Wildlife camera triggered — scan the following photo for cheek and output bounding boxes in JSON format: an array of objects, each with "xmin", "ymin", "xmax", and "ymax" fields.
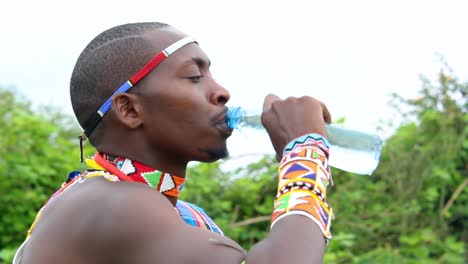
[
  {"xmin": 140, "ymin": 80, "xmax": 210, "ymax": 128},
  {"xmin": 144, "ymin": 97, "xmax": 207, "ymax": 136},
  {"xmin": 151, "ymin": 80, "xmax": 207, "ymax": 109}
]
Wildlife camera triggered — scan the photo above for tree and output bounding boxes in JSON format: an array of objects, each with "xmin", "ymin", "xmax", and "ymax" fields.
[
  {"xmin": 0, "ymin": 88, "xmax": 93, "ymax": 263},
  {"xmin": 1, "ymin": 62, "xmax": 466, "ymax": 263},
  {"xmin": 182, "ymin": 64, "xmax": 467, "ymax": 263}
]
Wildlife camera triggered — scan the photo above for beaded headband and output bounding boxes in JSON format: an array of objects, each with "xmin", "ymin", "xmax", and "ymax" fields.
[{"xmin": 78, "ymin": 36, "xmax": 197, "ymax": 161}]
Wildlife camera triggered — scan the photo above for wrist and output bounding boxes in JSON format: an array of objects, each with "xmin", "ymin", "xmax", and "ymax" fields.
[
  {"xmin": 280, "ymin": 133, "xmax": 333, "ymax": 190},
  {"xmin": 271, "ymin": 139, "xmax": 335, "ymax": 246},
  {"xmin": 282, "ymin": 133, "xmax": 330, "ymax": 159}
]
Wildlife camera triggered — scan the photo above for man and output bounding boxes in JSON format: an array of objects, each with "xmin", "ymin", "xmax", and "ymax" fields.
[{"xmin": 14, "ymin": 22, "xmax": 334, "ymax": 263}]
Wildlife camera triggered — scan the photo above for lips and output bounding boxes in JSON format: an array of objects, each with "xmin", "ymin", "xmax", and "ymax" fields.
[
  {"xmin": 216, "ymin": 122, "xmax": 233, "ymax": 137},
  {"xmin": 213, "ymin": 110, "xmax": 233, "ymax": 137}
]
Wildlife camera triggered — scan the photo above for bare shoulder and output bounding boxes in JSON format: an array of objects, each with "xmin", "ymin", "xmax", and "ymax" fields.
[
  {"xmin": 20, "ymin": 177, "xmax": 171, "ymax": 263},
  {"xmin": 22, "ymin": 177, "xmax": 246, "ymax": 264},
  {"xmin": 104, "ymin": 181, "xmax": 247, "ymax": 263}
]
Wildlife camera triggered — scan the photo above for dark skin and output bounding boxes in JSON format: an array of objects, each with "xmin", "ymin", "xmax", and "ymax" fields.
[{"xmin": 20, "ymin": 28, "xmax": 332, "ymax": 264}]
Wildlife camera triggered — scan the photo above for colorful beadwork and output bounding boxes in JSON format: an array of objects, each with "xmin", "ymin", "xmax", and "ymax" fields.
[
  {"xmin": 90, "ymin": 153, "xmax": 223, "ymax": 234},
  {"xmin": 271, "ymin": 135, "xmax": 334, "ymax": 245},
  {"xmin": 89, "ymin": 153, "xmax": 186, "ymax": 198},
  {"xmin": 282, "ymin": 133, "xmax": 330, "ymax": 158},
  {"xmin": 176, "ymin": 200, "xmax": 224, "ymax": 235},
  {"xmin": 24, "ymin": 164, "xmax": 222, "ymax": 240},
  {"xmin": 281, "ymin": 133, "xmax": 333, "ymax": 187},
  {"xmin": 271, "ymin": 188, "xmax": 333, "ymax": 241}
]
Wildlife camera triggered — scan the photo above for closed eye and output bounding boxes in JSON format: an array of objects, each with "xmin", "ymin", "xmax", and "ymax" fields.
[{"xmin": 187, "ymin": 75, "xmax": 202, "ymax": 83}]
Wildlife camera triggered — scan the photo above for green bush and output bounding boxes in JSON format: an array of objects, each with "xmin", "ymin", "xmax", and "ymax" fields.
[{"xmin": 1, "ymin": 66, "xmax": 466, "ymax": 263}]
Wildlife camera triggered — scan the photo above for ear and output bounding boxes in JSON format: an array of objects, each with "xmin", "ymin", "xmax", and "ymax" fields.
[{"xmin": 111, "ymin": 93, "xmax": 144, "ymax": 129}]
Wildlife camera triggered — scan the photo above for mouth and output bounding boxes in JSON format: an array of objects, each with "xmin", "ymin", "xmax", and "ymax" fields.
[
  {"xmin": 214, "ymin": 110, "xmax": 233, "ymax": 137},
  {"xmin": 216, "ymin": 122, "xmax": 233, "ymax": 137}
]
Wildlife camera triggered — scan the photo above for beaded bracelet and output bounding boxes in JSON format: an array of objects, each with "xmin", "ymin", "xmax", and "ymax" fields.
[
  {"xmin": 271, "ymin": 134, "xmax": 334, "ymax": 245},
  {"xmin": 282, "ymin": 133, "xmax": 330, "ymax": 158},
  {"xmin": 271, "ymin": 186, "xmax": 333, "ymax": 243},
  {"xmin": 279, "ymin": 145, "xmax": 332, "ymax": 192}
]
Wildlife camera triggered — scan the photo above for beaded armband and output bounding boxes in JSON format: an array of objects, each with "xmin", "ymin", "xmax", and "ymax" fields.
[{"xmin": 271, "ymin": 133, "xmax": 334, "ymax": 245}]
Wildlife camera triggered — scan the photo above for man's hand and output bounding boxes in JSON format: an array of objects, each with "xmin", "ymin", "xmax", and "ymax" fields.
[{"xmin": 261, "ymin": 94, "xmax": 332, "ymax": 161}]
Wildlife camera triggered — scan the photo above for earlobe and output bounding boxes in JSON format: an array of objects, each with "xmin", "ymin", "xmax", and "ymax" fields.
[{"xmin": 112, "ymin": 94, "xmax": 143, "ymax": 129}]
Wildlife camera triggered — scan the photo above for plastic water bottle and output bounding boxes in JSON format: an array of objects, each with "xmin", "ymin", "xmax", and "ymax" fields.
[{"xmin": 226, "ymin": 106, "xmax": 382, "ymax": 175}]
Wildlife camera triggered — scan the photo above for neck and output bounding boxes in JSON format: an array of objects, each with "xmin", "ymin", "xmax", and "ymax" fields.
[
  {"xmin": 97, "ymin": 137, "xmax": 189, "ymax": 178},
  {"xmin": 102, "ymin": 153, "xmax": 187, "ymax": 178}
]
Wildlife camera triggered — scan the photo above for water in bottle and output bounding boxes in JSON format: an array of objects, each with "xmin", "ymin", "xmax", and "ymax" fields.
[{"xmin": 226, "ymin": 106, "xmax": 382, "ymax": 175}]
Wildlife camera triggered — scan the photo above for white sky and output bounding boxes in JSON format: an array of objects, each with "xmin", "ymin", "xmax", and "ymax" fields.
[{"xmin": 1, "ymin": 0, "xmax": 467, "ymax": 160}]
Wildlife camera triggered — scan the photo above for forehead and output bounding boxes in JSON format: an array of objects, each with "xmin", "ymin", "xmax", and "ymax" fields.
[{"xmin": 144, "ymin": 30, "xmax": 209, "ymax": 69}]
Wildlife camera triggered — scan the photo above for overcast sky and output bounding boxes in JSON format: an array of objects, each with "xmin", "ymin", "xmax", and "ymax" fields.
[{"xmin": 1, "ymin": 0, "xmax": 467, "ymax": 160}]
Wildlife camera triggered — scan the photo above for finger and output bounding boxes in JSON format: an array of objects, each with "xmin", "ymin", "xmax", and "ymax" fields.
[
  {"xmin": 321, "ymin": 102, "xmax": 332, "ymax": 123},
  {"xmin": 263, "ymin": 94, "xmax": 281, "ymax": 112}
]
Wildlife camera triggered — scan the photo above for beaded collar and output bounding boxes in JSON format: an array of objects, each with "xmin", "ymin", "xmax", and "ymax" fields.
[
  {"xmin": 86, "ymin": 154, "xmax": 223, "ymax": 234},
  {"xmin": 87, "ymin": 153, "xmax": 186, "ymax": 198}
]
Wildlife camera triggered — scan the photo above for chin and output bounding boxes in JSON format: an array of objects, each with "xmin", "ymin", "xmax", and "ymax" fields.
[{"xmin": 198, "ymin": 146, "xmax": 229, "ymax": 163}]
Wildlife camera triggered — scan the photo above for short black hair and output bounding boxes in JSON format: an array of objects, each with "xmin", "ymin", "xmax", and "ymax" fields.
[{"xmin": 70, "ymin": 22, "xmax": 169, "ymax": 143}]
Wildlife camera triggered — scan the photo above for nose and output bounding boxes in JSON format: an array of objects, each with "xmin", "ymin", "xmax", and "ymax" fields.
[{"xmin": 209, "ymin": 80, "xmax": 230, "ymax": 106}]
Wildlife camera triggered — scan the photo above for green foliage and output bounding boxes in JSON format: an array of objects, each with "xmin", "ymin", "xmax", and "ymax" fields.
[
  {"xmin": 0, "ymin": 63, "xmax": 466, "ymax": 263},
  {"xmin": 183, "ymin": 67, "xmax": 467, "ymax": 263},
  {"xmin": 0, "ymin": 88, "xmax": 94, "ymax": 263},
  {"xmin": 324, "ymin": 68, "xmax": 466, "ymax": 263},
  {"xmin": 182, "ymin": 157, "xmax": 278, "ymax": 249}
]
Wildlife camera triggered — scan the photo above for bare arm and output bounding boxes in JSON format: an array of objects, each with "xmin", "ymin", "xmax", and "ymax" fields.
[
  {"xmin": 21, "ymin": 92, "xmax": 333, "ymax": 264},
  {"xmin": 246, "ymin": 216, "xmax": 326, "ymax": 263},
  {"xmin": 114, "ymin": 95, "xmax": 333, "ymax": 264},
  {"xmin": 117, "ymin": 179, "xmax": 328, "ymax": 264},
  {"xmin": 245, "ymin": 94, "xmax": 333, "ymax": 263}
]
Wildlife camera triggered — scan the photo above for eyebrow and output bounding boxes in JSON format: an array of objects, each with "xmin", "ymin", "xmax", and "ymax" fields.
[{"xmin": 187, "ymin": 57, "xmax": 211, "ymax": 68}]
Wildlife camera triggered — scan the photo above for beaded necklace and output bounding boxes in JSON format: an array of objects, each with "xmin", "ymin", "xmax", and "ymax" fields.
[
  {"xmin": 24, "ymin": 153, "xmax": 222, "ymax": 241},
  {"xmin": 89, "ymin": 153, "xmax": 224, "ymax": 235},
  {"xmin": 90, "ymin": 153, "xmax": 186, "ymax": 197}
]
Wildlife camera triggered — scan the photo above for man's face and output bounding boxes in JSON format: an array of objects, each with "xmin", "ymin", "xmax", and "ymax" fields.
[{"xmin": 136, "ymin": 32, "xmax": 232, "ymax": 163}]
